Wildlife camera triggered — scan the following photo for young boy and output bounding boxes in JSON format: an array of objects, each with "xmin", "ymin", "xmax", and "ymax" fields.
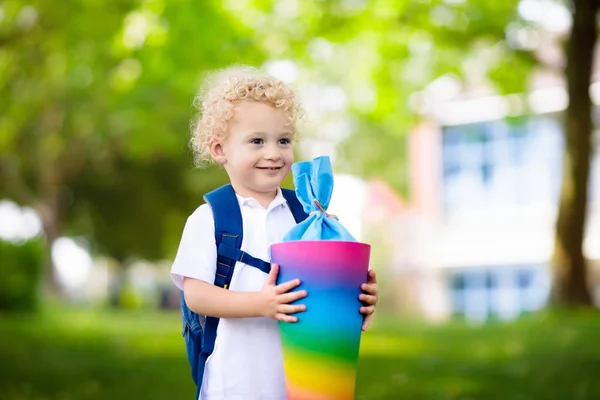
[{"xmin": 171, "ymin": 66, "xmax": 379, "ymax": 400}]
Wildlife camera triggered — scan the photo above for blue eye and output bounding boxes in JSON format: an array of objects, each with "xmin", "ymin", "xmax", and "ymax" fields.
[
  {"xmin": 250, "ymin": 138, "xmax": 263, "ymax": 145},
  {"xmin": 279, "ymin": 138, "xmax": 291, "ymax": 145}
]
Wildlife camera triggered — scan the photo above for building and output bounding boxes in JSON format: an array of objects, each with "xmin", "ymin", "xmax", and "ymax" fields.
[{"xmin": 391, "ymin": 90, "xmax": 600, "ymax": 323}]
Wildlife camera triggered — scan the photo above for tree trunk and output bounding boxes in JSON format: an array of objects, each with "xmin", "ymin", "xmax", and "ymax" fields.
[
  {"xmin": 551, "ymin": 0, "xmax": 599, "ymax": 306},
  {"xmin": 109, "ymin": 257, "xmax": 131, "ymax": 308},
  {"xmin": 37, "ymin": 195, "xmax": 65, "ymax": 299},
  {"xmin": 37, "ymin": 151, "xmax": 66, "ymax": 299}
]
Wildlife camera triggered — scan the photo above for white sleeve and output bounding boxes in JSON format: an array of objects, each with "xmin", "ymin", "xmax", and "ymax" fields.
[{"xmin": 170, "ymin": 204, "xmax": 216, "ymax": 290}]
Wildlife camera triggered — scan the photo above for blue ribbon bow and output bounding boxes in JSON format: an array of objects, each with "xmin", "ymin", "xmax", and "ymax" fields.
[{"xmin": 283, "ymin": 156, "xmax": 357, "ymax": 242}]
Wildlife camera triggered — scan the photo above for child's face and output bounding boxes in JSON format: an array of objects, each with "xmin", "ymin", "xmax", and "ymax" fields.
[{"xmin": 214, "ymin": 101, "xmax": 294, "ymax": 202}]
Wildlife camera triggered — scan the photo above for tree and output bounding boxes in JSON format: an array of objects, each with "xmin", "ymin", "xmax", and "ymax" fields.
[
  {"xmin": 551, "ymin": 0, "xmax": 598, "ymax": 306},
  {"xmin": 224, "ymin": 0, "xmax": 535, "ymax": 192},
  {"xmin": 0, "ymin": 0, "xmax": 262, "ymax": 296},
  {"xmin": 231, "ymin": 0, "xmax": 597, "ymax": 307},
  {"xmin": 0, "ymin": 0, "xmax": 140, "ymax": 295}
]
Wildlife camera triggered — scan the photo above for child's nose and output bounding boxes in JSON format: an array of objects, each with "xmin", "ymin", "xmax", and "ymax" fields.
[{"xmin": 264, "ymin": 144, "xmax": 282, "ymax": 160}]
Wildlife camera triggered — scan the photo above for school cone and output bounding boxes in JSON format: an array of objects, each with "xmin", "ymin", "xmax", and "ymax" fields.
[{"xmin": 271, "ymin": 240, "xmax": 371, "ymax": 400}]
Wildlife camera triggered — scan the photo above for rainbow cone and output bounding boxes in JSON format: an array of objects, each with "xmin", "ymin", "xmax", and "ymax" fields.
[{"xmin": 271, "ymin": 240, "xmax": 371, "ymax": 400}]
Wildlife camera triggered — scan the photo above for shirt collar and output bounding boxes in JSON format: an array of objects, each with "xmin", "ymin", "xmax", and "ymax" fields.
[{"xmin": 235, "ymin": 188, "xmax": 288, "ymax": 212}]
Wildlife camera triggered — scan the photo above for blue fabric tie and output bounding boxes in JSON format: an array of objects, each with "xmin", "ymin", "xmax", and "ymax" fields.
[{"xmin": 282, "ymin": 156, "xmax": 356, "ymax": 242}]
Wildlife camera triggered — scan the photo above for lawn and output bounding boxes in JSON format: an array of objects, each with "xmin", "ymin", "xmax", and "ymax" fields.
[{"xmin": 0, "ymin": 308, "xmax": 598, "ymax": 399}]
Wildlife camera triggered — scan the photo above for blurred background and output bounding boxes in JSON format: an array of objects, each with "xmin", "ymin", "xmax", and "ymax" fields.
[{"xmin": 1, "ymin": 0, "xmax": 600, "ymax": 399}]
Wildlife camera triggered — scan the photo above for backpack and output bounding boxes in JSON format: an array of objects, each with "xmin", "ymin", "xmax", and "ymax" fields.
[{"xmin": 180, "ymin": 184, "xmax": 308, "ymax": 399}]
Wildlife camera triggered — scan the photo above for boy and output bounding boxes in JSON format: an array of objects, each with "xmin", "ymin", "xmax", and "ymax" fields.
[{"xmin": 171, "ymin": 66, "xmax": 378, "ymax": 400}]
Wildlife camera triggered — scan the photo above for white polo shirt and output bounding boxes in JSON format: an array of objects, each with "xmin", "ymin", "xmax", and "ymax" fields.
[{"xmin": 171, "ymin": 188, "xmax": 296, "ymax": 400}]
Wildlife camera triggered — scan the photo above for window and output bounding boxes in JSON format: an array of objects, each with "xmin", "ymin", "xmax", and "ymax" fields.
[
  {"xmin": 448, "ymin": 265, "xmax": 550, "ymax": 321},
  {"xmin": 442, "ymin": 117, "xmax": 564, "ymax": 215}
]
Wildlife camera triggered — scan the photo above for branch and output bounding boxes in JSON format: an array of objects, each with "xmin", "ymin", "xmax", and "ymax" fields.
[{"xmin": 0, "ymin": 31, "xmax": 26, "ymax": 48}]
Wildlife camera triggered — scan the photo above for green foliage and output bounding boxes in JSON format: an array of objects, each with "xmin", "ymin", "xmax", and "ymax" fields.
[
  {"xmin": 0, "ymin": 0, "xmax": 264, "ymax": 264},
  {"xmin": 117, "ymin": 284, "xmax": 143, "ymax": 310},
  {"xmin": 0, "ymin": 308, "xmax": 599, "ymax": 399},
  {"xmin": 68, "ymin": 156, "xmax": 230, "ymax": 261},
  {"xmin": 0, "ymin": 238, "xmax": 45, "ymax": 312},
  {"xmin": 0, "ymin": 0, "xmax": 545, "ymax": 266},
  {"xmin": 230, "ymin": 0, "xmax": 538, "ymax": 194}
]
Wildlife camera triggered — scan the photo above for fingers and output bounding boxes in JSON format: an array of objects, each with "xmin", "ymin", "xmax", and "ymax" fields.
[
  {"xmin": 367, "ymin": 269, "xmax": 377, "ymax": 283},
  {"xmin": 360, "ymin": 305, "xmax": 375, "ymax": 315},
  {"xmin": 359, "ymin": 293, "xmax": 377, "ymax": 305},
  {"xmin": 275, "ymin": 303, "xmax": 307, "ymax": 323},
  {"xmin": 360, "ymin": 273, "xmax": 377, "ymax": 332},
  {"xmin": 277, "ymin": 303, "xmax": 307, "ymax": 315},
  {"xmin": 361, "ymin": 283, "xmax": 378, "ymax": 296},
  {"xmin": 362, "ymin": 314, "xmax": 373, "ymax": 331},
  {"xmin": 278, "ymin": 290, "xmax": 308, "ymax": 304},
  {"xmin": 277, "ymin": 313, "xmax": 299, "ymax": 323},
  {"xmin": 266, "ymin": 263, "xmax": 279, "ymax": 285},
  {"xmin": 275, "ymin": 278, "xmax": 302, "ymax": 294}
]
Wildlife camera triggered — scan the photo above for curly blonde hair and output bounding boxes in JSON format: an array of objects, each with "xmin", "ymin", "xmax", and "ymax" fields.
[{"xmin": 191, "ymin": 66, "xmax": 302, "ymax": 166}]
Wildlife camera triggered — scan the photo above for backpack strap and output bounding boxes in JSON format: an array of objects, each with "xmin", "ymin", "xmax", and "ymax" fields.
[
  {"xmin": 191, "ymin": 184, "xmax": 245, "ymax": 399},
  {"xmin": 207, "ymin": 186, "xmax": 308, "ymax": 279},
  {"xmin": 204, "ymin": 184, "xmax": 242, "ymax": 288},
  {"xmin": 205, "ymin": 184, "xmax": 271, "ymax": 277},
  {"xmin": 281, "ymin": 188, "xmax": 309, "ymax": 223}
]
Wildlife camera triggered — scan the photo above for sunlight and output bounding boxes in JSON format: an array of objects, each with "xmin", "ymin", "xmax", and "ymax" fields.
[
  {"xmin": 51, "ymin": 237, "xmax": 93, "ymax": 289},
  {"xmin": 0, "ymin": 200, "xmax": 42, "ymax": 242}
]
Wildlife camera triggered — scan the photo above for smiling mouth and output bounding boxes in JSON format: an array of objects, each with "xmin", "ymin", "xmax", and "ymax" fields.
[{"xmin": 257, "ymin": 167, "xmax": 282, "ymax": 170}]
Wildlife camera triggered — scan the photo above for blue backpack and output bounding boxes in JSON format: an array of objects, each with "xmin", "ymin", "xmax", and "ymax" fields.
[{"xmin": 180, "ymin": 184, "xmax": 308, "ymax": 399}]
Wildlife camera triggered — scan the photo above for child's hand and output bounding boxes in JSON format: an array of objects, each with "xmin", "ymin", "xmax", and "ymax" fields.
[
  {"xmin": 258, "ymin": 263, "xmax": 307, "ymax": 322},
  {"xmin": 359, "ymin": 269, "xmax": 379, "ymax": 331}
]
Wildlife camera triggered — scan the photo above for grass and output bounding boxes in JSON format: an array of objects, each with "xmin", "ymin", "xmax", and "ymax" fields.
[{"xmin": 0, "ymin": 308, "xmax": 599, "ymax": 399}]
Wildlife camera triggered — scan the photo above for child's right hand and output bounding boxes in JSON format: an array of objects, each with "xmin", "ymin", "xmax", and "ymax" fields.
[{"xmin": 258, "ymin": 263, "xmax": 307, "ymax": 322}]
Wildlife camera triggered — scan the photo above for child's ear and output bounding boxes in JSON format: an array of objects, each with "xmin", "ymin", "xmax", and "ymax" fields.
[{"xmin": 208, "ymin": 138, "xmax": 227, "ymax": 165}]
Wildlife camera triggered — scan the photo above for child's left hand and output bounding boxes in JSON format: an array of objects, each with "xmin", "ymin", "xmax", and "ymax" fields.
[{"xmin": 359, "ymin": 269, "xmax": 379, "ymax": 331}]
